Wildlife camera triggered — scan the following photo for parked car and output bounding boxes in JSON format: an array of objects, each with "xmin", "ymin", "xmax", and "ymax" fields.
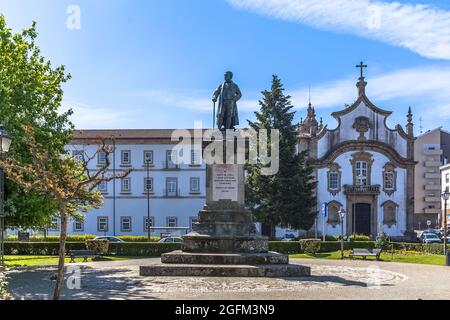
[
  {"xmin": 281, "ymin": 234, "xmax": 296, "ymax": 242},
  {"xmin": 93, "ymin": 236, "xmax": 125, "ymax": 243},
  {"xmin": 159, "ymin": 237, "xmax": 183, "ymax": 243},
  {"xmin": 419, "ymin": 233, "xmax": 442, "ymax": 244}
]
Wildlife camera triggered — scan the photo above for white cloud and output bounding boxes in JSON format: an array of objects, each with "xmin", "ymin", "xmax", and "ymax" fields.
[
  {"xmin": 291, "ymin": 66, "xmax": 450, "ymax": 108},
  {"xmin": 130, "ymin": 66, "xmax": 450, "ymax": 123},
  {"xmin": 61, "ymin": 102, "xmax": 136, "ymax": 129},
  {"xmin": 130, "ymin": 89, "xmax": 258, "ymax": 112},
  {"xmin": 289, "ymin": 66, "xmax": 450, "ymax": 126},
  {"xmin": 226, "ymin": 0, "xmax": 450, "ymax": 60}
]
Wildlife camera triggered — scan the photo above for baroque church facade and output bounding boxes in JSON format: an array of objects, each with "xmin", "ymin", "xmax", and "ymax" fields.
[{"xmin": 298, "ymin": 70, "xmax": 416, "ymax": 239}]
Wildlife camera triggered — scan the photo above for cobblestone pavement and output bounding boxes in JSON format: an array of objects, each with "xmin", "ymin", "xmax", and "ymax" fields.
[{"xmin": 6, "ymin": 258, "xmax": 450, "ymax": 300}]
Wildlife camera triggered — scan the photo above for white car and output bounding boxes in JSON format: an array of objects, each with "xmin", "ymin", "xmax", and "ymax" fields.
[
  {"xmin": 281, "ymin": 234, "xmax": 296, "ymax": 242},
  {"xmin": 159, "ymin": 237, "xmax": 183, "ymax": 243},
  {"xmin": 420, "ymin": 233, "xmax": 442, "ymax": 244},
  {"xmin": 93, "ymin": 236, "xmax": 125, "ymax": 243}
]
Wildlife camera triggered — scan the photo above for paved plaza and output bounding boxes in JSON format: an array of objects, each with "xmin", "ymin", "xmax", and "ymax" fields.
[{"xmin": 5, "ymin": 258, "xmax": 450, "ymax": 300}]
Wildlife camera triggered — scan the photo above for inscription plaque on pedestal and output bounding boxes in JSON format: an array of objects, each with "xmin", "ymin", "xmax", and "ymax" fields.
[{"xmin": 212, "ymin": 165, "xmax": 238, "ymax": 202}]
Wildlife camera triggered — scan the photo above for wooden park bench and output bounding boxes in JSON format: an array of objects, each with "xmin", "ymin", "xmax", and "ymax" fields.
[
  {"xmin": 349, "ymin": 248, "xmax": 382, "ymax": 261},
  {"xmin": 68, "ymin": 250, "xmax": 100, "ymax": 263}
]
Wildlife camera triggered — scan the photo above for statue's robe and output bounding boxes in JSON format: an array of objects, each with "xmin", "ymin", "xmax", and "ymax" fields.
[{"xmin": 213, "ymin": 81, "xmax": 242, "ymax": 129}]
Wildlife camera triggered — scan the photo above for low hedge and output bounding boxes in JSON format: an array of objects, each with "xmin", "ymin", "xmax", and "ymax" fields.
[
  {"xmin": 269, "ymin": 241, "xmax": 375, "ymax": 254},
  {"xmin": 109, "ymin": 242, "xmax": 182, "ymax": 256},
  {"xmin": 4, "ymin": 241, "xmax": 445, "ymax": 257},
  {"xmin": 390, "ymin": 242, "xmax": 444, "ymax": 255},
  {"xmin": 4, "ymin": 242, "xmax": 86, "ymax": 256},
  {"xmin": 6, "ymin": 235, "xmax": 161, "ymax": 242}
]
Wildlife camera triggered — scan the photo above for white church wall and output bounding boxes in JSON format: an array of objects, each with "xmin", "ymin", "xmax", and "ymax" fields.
[
  {"xmin": 317, "ymin": 102, "xmax": 408, "ymax": 159},
  {"xmin": 315, "ymin": 151, "xmax": 407, "ymax": 237}
]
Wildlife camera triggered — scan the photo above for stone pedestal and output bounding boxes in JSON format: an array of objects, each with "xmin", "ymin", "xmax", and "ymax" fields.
[{"xmin": 140, "ymin": 132, "xmax": 310, "ymax": 277}]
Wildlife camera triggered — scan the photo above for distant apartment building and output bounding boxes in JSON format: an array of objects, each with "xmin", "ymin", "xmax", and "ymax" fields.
[
  {"xmin": 441, "ymin": 164, "xmax": 450, "ymax": 228},
  {"xmin": 414, "ymin": 127, "xmax": 450, "ymax": 229},
  {"xmin": 53, "ymin": 129, "xmax": 206, "ymax": 237}
]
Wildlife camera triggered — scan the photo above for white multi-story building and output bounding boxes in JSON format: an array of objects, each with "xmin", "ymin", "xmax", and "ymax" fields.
[
  {"xmin": 414, "ymin": 128, "xmax": 450, "ymax": 229},
  {"xmin": 57, "ymin": 129, "xmax": 205, "ymax": 237},
  {"xmin": 441, "ymin": 164, "xmax": 450, "ymax": 228}
]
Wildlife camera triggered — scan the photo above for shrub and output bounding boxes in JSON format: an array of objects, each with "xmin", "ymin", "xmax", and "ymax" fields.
[
  {"xmin": 299, "ymin": 239, "xmax": 321, "ymax": 255},
  {"xmin": 86, "ymin": 239, "xmax": 109, "ymax": 254},
  {"xmin": 375, "ymin": 232, "xmax": 390, "ymax": 250},
  {"xmin": 268, "ymin": 242, "xmax": 301, "ymax": 254},
  {"xmin": 390, "ymin": 242, "xmax": 444, "ymax": 255},
  {"xmin": 0, "ymin": 275, "xmax": 11, "ymax": 300},
  {"xmin": 348, "ymin": 234, "xmax": 371, "ymax": 242},
  {"xmin": 320, "ymin": 241, "xmax": 375, "ymax": 252}
]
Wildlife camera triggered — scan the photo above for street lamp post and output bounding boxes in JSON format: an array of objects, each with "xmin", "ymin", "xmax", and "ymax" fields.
[
  {"xmin": 0, "ymin": 127, "xmax": 12, "ymax": 267},
  {"xmin": 146, "ymin": 155, "xmax": 151, "ymax": 242},
  {"xmin": 442, "ymin": 187, "xmax": 450, "ymax": 266},
  {"xmin": 339, "ymin": 207, "xmax": 346, "ymax": 260}
]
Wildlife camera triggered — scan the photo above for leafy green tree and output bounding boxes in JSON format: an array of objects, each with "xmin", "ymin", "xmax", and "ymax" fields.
[
  {"xmin": 1, "ymin": 125, "xmax": 130, "ymax": 300},
  {"xmin": 0, "ymin": 16, "xmax": 73, "ymax": 229},
  {"xmin": 246, "ymin": 75, "xmax": 317, "ymax": 239}
]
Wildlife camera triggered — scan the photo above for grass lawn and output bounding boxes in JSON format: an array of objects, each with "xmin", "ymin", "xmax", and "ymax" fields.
[
  {"xmin": 290, "ymin": 250, "xmax": 446, "ymax": 266},
  {"xmin": 4, "ymin": 255, "xmax": 147, "ymax": 268}
]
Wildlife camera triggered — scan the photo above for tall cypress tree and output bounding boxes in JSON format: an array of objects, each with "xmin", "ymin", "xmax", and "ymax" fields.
[{"xmin": 246, "ymin": 75, "xmax": 317, "ymax": 239}]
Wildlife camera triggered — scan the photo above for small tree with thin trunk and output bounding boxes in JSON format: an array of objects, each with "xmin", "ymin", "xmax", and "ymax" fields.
[{"xmin": 0, "ymin": 125, "xmax": 130, "ymax": 300}]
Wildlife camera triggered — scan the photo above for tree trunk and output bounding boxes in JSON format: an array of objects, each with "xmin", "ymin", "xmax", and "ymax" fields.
[{"xmin": 53, "ymin": 208, "xmax": 67, "ymax": 300}]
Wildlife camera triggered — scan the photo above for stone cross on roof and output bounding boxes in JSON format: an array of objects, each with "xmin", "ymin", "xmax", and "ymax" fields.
[{"xmin": 356, "ymin": 61, "xmax": 368, "ymax": 78}]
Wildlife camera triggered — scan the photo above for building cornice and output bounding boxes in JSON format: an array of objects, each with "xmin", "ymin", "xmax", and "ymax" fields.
[{"xmin": 310, "ymin": 140, "xmax": 417, "ymax": 169}]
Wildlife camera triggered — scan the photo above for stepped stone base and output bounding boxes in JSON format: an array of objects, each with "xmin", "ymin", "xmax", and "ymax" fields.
[
  {"xmin": 182, "ymin": 234, "xmax": 268, "ymax": 254},
  {"xmin": 161, "ymin": 251, "xmax": 288, "ymax": 265},
  {"xmin": 139, "ymin": 263, "xmax": 311, "ymax": 278}
]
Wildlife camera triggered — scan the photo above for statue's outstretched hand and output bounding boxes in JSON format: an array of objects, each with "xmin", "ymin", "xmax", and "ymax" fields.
[{"xmin": 212, "ymin": 98, "xmax": 217, "ymax": 103}]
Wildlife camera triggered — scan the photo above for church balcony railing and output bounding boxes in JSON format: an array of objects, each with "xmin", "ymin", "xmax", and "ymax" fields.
[{"xmin": 343, "ymin": 184, "xmax": 380, "ymax": 195}]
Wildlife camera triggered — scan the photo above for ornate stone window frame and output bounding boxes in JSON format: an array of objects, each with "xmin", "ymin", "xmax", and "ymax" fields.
[
  {"xmin": 381, "ymin": 200, "xmax": 398, "ymax": 228},
  {"xmin": 350, "ymin": 151, "xmax": 374, "ymax": 186},
  {"xmin": 383, "ymin": 162, "xmax": 397, "ymax": 196},
  {"xmin": 327, "ymin": 163, "xmax": 342, "ymax": 196},
  {"xmin": 327, "ymin": 200, "xmax": 343, "ymax": 228}
]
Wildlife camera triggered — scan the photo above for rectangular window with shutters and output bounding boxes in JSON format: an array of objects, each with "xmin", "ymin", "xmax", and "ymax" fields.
[
  {"xmin": 144, "ymin": 177, "xmax": 153, "ymax": 193},
  {"xmin": 384, "ymin": 172, "xmax": 395, "ymax": 190},
  {"xmin": 121, "ymin": 150, "xmax": 131, "ymax": 165},
  {"xmin": 143, "ymin": 217, "xmax": 155, "ymax": 232},
  {"xmin": 143, "ymin": 150, "xmax": 154, "ymax": 165},
  {"xmin": 98, "ymin": 151, "xmax": 107, "ymax": 165},
  {"xmin": 98, "ymin": 181, "xmax": 108, "ymax": 193},
  {"xmin": 73, "ymin": 220, "xmax": 84, "ymax": 232},
  {"xmin": 166, "ymin": 217, "xmax": 178, "ymax": 228},
  {"xmin": 166, "ymin": 178, "xmax": 178, "ymax": 197},
  {"xmin": 121, "ymin": 178, "xmax": 131, "ymax": 193},
  {"xmin": 121, "ymin": 217, "xmax": 132, "ymax": 232},
  {"xmin": 355, "ymin": 161, "xmax": 368, "ymax": 186},
  {"xmin": 328, "ymin": 172, "xmax": 339, "ymax": 190},
  {"xmin": 190, "ymin": 177, "xmax": 200, "ymax": 193},
  {"xmin": 97, "ymin": 217, "xmax": 109, "ymax": 232}
]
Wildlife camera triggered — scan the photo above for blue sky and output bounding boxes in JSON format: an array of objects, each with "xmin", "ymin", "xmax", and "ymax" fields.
[{"xmin": 1, "ymin": 0, "xmax": 450, "ymax": 132}]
